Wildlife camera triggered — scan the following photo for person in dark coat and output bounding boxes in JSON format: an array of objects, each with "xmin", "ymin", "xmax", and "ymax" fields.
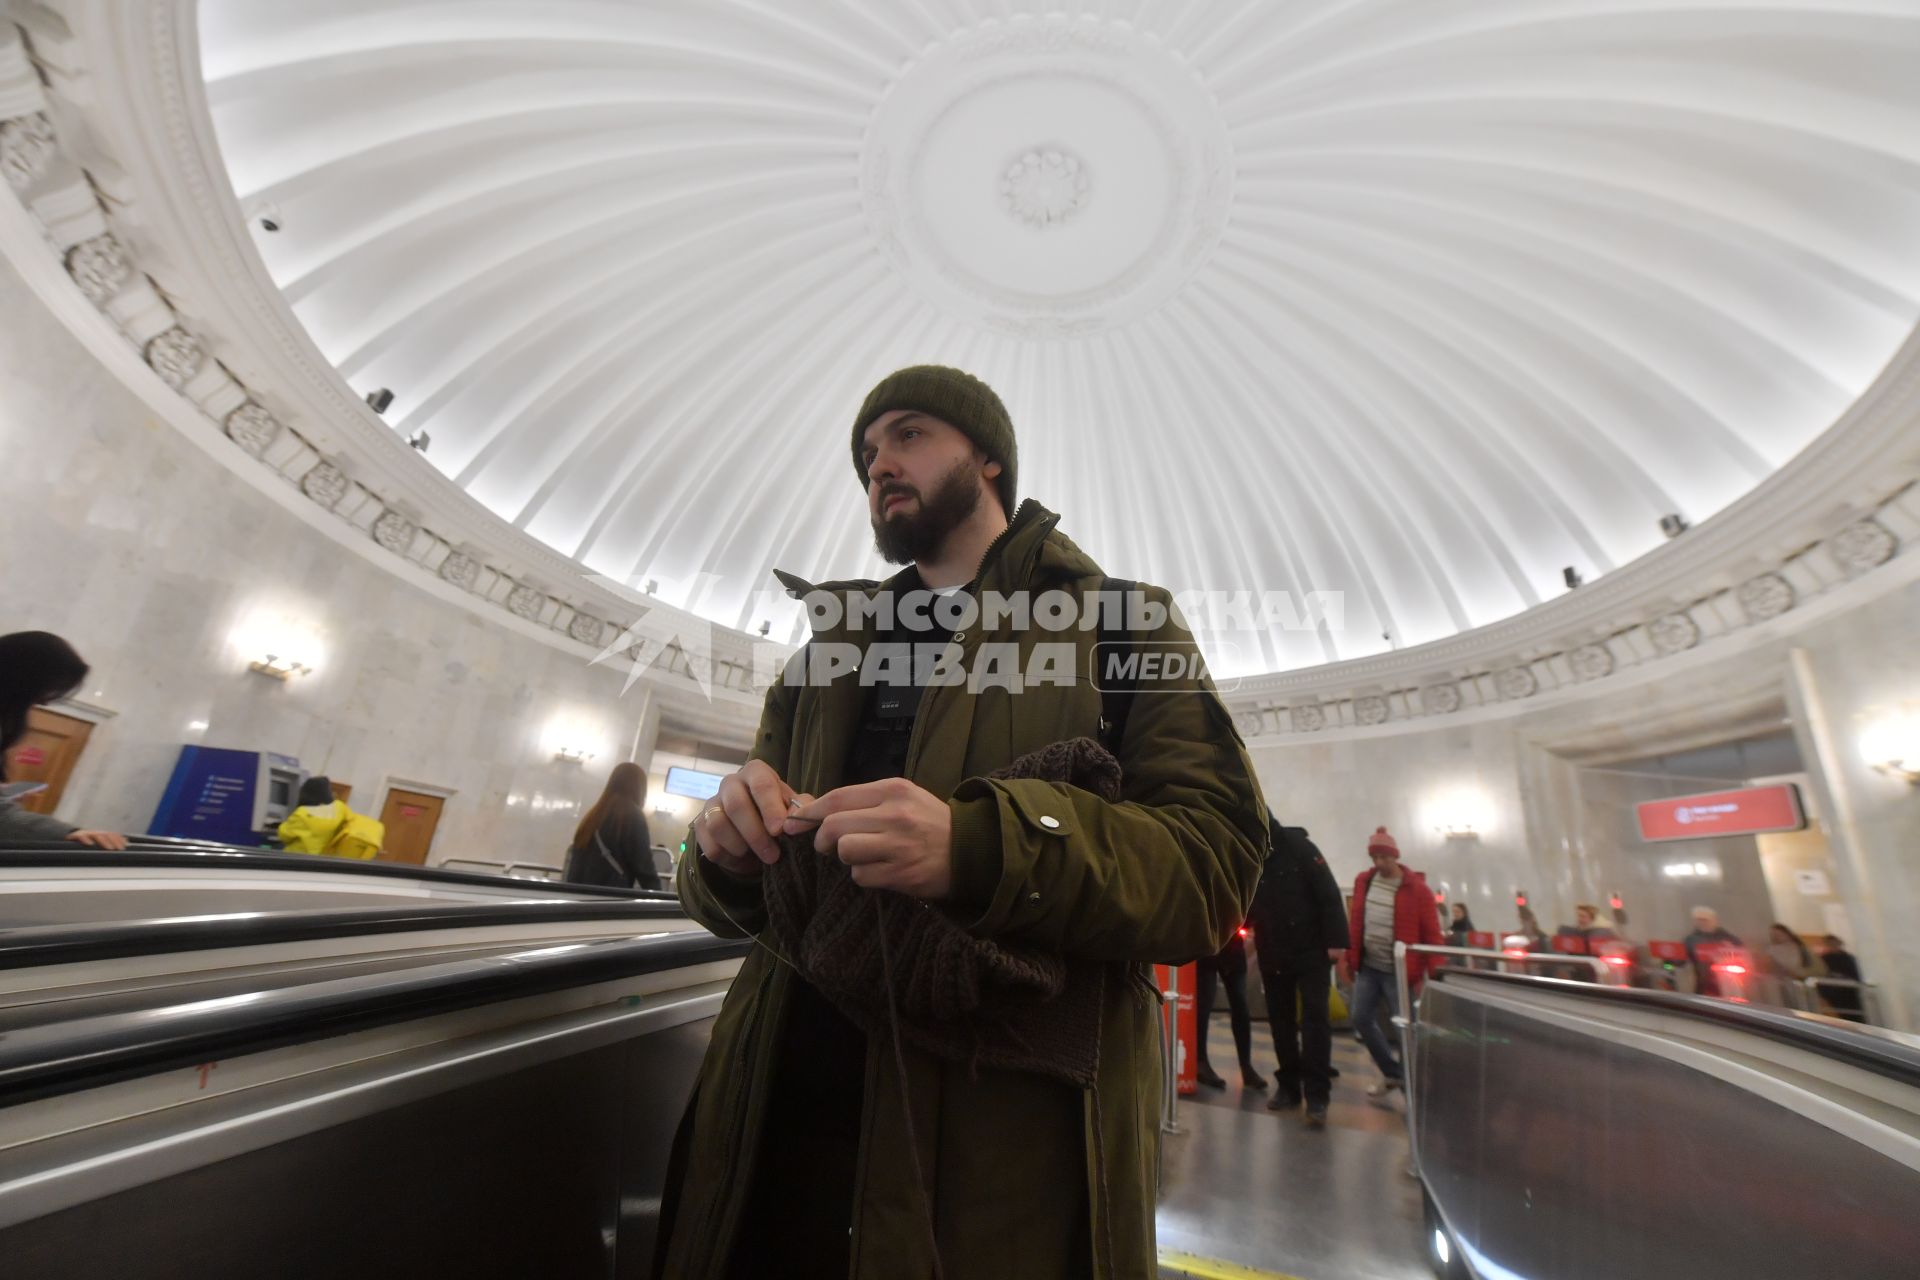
[
  {"xmin": 1246, "ymin": 816, "xmax": 1351, "ymax": 1127},
  {"xmin": 1815, "ymin": 935, "xmax": 1866, "ymax": 1022},
  {"xmin": 1684, "ymin": 906, "xmax": 1743, "ymax": 997},
  {"xmin": 1193, "ymin": 926, "xmax": 1265, "ymax": 1091},
  {"xmin": 1447, "ymin": 902, "xmax": 1475, "ymax": 949},
  {"xmin": 564, "ymin": 762, "xmax": 660, "ymax": 890}
]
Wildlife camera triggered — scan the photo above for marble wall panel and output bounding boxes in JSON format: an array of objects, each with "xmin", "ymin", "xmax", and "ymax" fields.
[{"xmin": 0, "ymin": 253, "xmax": 661, "ymax": 872}]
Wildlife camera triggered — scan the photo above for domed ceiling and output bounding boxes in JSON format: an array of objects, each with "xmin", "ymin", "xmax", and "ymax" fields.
[{"xmin": 197, "ymin": 0, "xmax": 1920, "ymax": 674}]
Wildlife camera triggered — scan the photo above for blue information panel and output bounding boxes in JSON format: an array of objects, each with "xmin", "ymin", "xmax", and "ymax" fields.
[{"xmin": 149, "ymin": 746, "xmax": 262, "ymax": 845}]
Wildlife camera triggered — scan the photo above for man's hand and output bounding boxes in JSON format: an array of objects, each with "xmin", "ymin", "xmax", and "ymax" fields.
[
  {"xmin": 787, "ymin": 777, "xmax": 953, "ymax": 899},
  {"xmin": 695, "ymin": 759, "xmax": 797, "ymax": 879},
  {"xmin": 65, "ymin": 829, "xmax": 128, "ymax": 851},
  {"xmin": 1330, "ymin": 949, "xmax": 1350, "ymax": 983}
]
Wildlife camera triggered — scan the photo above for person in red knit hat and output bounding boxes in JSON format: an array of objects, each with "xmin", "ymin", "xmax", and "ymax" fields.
[{"xmin": 1342, "ymin": 826, "xmax": 1444, "ymax": 1103}]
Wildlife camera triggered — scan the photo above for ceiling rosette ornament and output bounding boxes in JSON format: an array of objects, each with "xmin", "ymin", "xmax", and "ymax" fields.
[
  {"xmin": 1495, "ymin": 666, "xmax": 1538, "ymax": 700},
  {"xmin": 568, "ymin": 614, "xmax": 607, "ymax": 646},
  {"xmin": 438, "ymin": 552, "xmax": 480, "ymax": 591},
  {"xmin": 1421, "ymin": 683, "xmax": 1463, "ymax": 716},
  {"xmin": 0, "ymin": 112, "xmax": 56, "ymax": 190},
  {"xmin": 144, "ymin": 326, "xmax": 205, "ymax": 389},
  {"xmin": 1289, "ymin": 704, "xmax": 1325, "ymax": 733},
  {"xmin": 1000, "ymin": 147, "xmax": 1089, "ymax": 229},
  {"xmin": 1826, "ymin": 519, "xmax": 1896, "ymax": 578},
  {"xmin": 223, "ymin": 401, "xmax": 280, "ymax": 455},
  {"xmin": 372, "ymin": 510, "xmax": 416, "ymax": 555},
  {"xmin": 1736, "ymin": 573, "xmax": 1795, "ymax": 623},
  {"xmin": 507, "ymin": 584, "xmax": 546, "ymax": 620},
  {"xmin": 1234, "ymin": 710, "xmax": 1264, "ymax": 739},
  {"xmin": 1647, "ymin": 613, "xmax": 1700, "ymax": 655},
  {"xmin": 65, "ymin": 234, "xmax": 132, "ymax": 306},
  {"xmin": 860, "ymin": 15, "xmax": 1234, "ymax": 337},
  {"xmin": 1353, "ymin": 694, "xmax": 1390, "ymax": 726},
  {"xmin": 300, "ymin": 462, "xmax": 348, "ymax": 509}
]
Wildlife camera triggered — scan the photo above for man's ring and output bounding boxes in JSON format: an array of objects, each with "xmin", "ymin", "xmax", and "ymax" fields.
[{"xmin": 701, "ymin": 806, "xmax": 723, "ymax": 826}]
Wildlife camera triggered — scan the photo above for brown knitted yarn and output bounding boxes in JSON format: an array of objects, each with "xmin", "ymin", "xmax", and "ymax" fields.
[{"xmin": 761, "ymin": 736, "xmax": 1119, "ymax": 1088}]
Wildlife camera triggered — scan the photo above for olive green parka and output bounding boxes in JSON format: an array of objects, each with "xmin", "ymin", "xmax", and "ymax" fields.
[{"xmin": 662, "ymin": 502, "xmax": 1267, "ymax": 1279}]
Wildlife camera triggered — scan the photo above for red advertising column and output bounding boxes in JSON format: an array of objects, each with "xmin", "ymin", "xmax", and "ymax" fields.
[{"xmin": 1155, "ymin": 962, "xmax": 1200, "ymax": 1096}]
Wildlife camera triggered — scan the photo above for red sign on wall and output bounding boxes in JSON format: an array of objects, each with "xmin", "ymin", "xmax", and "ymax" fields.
[
  {"xmin": 12, "ymin": 746, "xmax": 46, "ymax": 768},
  {"xmin": 1636, "ymin": 785, "xmax": 1805, "ymax": 843}
]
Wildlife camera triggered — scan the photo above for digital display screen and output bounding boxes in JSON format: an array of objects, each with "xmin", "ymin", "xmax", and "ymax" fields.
[{"xmin": 664, "ymin": 766, "xmax": 725, "ymax": 800}]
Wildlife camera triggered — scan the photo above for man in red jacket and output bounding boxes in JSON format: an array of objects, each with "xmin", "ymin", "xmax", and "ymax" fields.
[{"xmin": 1342, "ymin": 826, "xmax": 1444, "ymax": 1103}]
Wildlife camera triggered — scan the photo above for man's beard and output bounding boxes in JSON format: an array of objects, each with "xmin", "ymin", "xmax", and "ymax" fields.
[{"xmin": 871, "ymin": 458, "xmax": 983, "ymax": 565}]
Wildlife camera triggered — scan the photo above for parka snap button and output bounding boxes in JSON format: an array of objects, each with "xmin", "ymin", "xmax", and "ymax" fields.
[
  {"xmin": 1039, "ymin": 815, "xmax": 1060, "ymax": 829},
  {"xmin": 953, "ymin": 631, "xmax": 966, "ymax": 643},
  {"xmin": 1028, "ymin": 891, "xmax": 1041, "ymax": 903}
]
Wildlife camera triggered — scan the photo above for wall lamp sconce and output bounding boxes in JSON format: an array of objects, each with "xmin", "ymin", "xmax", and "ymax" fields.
[
  {"xmin": 365, "ymin": 388, "xmax": 395, "ymax": 414},
  {"xmin": 1859, "ymin": 706, "xmax": 1920, "ymax": 783},
  {"xmin": 248, "ymin": 654, "xmax": 313, "ymax": 681},
  {"xmin": 553, "ymin": 746, "xmax": 596, "ymax": 765},
  {"xmin": 1442, "ymin": 822, "xmax": 1479, "ymax": 840}
]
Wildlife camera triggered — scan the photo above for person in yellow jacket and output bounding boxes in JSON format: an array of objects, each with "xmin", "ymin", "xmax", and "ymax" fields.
[{"xmin": 277, "ymin": 775, "xmax": 382, "ymax": 858}]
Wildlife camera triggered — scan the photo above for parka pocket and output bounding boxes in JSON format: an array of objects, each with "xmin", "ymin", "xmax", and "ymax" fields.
[{"xmin": 1127, "ymin": 962, "xmax": 1164, "ymax": 1007}]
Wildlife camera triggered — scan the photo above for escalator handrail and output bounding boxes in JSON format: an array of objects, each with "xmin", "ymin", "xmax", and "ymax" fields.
[
  {"xmin": 0, "ymin": 899, "xmax": 692, "ymax": 972},
  {"xmin": 0, "ymin": 929, "xmax": 752, "ymax": 1110},
  {"xmin": 1429, "ymin": 964, "xmax": 1920, "ymax": 1087},
  {"xmin": 0, "ymin": 845, "xmax": 676, "ymax": 901}
]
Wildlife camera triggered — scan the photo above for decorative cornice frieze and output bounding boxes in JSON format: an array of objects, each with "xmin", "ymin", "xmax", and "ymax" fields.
[
  {"xmin": 300, "ymin": 461, "xmax": 348, "ymax": 510},
  {"xmin": 0, "ymin": 11, "xmax": 760, "ymax": 722},
  {"xmin": 64, "ymin": 231, "xmax": 129, "ymax": 303},
  {"xmin": 143, "ymin": 324, "xmax": 203, "ymax": 389},
  {"xmin": 0, "ymin": 111, "xmax": 55, "ymax": 189},
  {"xmin": 223, "ymin": 400, "xmax": 279, "ymax": 455},
  {"xmin": 1737, "ymin": 572, "xmax": 1795, "ymax": 623},
  {"xmin": 1828, "ymin": 518, "xmax": 1896, "ymax": 577},
  {"xmin": 1647, "ymin": 612, "xmax": 1700, "ymax": 655}
]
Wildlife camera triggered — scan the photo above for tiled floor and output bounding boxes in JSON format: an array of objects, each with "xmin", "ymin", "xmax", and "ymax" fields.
[{"xmin": 1154, "ymin": 1013, "xmax": 1432, "ymax": 1280}]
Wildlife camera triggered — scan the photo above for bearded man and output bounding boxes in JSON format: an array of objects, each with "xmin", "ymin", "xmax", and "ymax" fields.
[{"xmin": 659, "ymin": 365, "xmax": 1266, "ymax": 1280}]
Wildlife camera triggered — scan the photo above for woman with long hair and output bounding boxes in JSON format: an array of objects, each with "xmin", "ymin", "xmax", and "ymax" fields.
[
  {"xmin": 566, "ymin": 761, "xmax": 659, "ymax": 890},
  {"xmin": 1447, "ymin": 901, "xmax": 1475, "ymax": 948},
  {"xmin": 1764, "ymin": 922, "xmax": 1823, "ymax": 1005},
  {"xmin": 0, "ymin": 631, "xmax": 126, "ymax": 849}
]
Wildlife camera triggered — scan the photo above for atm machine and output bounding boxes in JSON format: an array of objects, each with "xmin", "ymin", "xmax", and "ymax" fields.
[{"xmin": 148, "ymin": 746, "xmax": 303, "ymax": 845}]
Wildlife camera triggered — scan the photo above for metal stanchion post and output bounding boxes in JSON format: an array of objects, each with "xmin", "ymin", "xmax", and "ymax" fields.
[{"xmin": 1161, "ymin": 964, "xmax": 1183, "ymax": 1136}]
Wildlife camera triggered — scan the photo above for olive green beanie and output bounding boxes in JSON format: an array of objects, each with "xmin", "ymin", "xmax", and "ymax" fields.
[{"xmin": 852, "ymin": 365, "xmax": 1017, "ymax": 517}]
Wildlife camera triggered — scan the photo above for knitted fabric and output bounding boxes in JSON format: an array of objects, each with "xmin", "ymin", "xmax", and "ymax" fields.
[
  {"xmin": 761, "ymin": 736, "xmax": 1118, "ymax": 1089},
  {"xmin": 851, "ymin": 365, "xmax": 1018, "ymax": 519}
]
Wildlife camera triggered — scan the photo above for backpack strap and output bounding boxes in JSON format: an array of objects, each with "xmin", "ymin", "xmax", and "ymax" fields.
[{"xmin": 1095, "ymin": 577, "xmax": 1138, "ymax": 752}]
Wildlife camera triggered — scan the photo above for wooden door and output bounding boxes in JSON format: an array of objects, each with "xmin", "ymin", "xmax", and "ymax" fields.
[
  {"xmin": 330, "ymin": 781, "xmax": 353, "ymax": 803},
  {"xmin": 378, "ymin": 788, "xmax": 446, "ymax": 865},
  {"xmin": 4, "ymin": 709, "xmax": 93, "ymax": 815}
]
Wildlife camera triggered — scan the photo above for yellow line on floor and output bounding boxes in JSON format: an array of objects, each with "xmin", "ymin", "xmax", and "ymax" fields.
[{"xmin": 1157, "ymin": 1247, "xmax": 1308, "ymax": 1280}]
